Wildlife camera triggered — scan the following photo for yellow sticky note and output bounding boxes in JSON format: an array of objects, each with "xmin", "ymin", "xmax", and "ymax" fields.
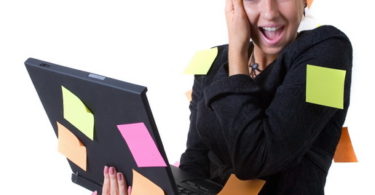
[
  {"xmin": 184, "ymin": 47, "xmax": 218, "ymax": 75},
  {"xmin": 218, "ymin": 174, "xmax": 265, "ymax": 195},
  {"xmin": 306, "ymin": 64, "xmax": 346, "ymax": 109},
  {"xmin": 334, "ymin": 127, "xmax": 358, "ymax": 162},
  {"xmin": 62, "ymin": 86, "xmax": 94, "ymax": 140},
  {"xmin": 57, "ymin": 122, "xmax": 87, "ymax": 171},
  {"xmin": 131, "ymin": 169, "xmax": 164, "ymax": 195}
]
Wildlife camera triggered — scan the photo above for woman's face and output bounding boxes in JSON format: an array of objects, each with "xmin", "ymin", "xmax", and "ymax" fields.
[{"xmin": 244, "ymin": 0, "xmax": 305, "ymax": 56}]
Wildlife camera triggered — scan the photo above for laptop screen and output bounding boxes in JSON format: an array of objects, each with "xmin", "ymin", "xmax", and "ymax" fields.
[{"xmin": 25, "ymin": 58, "xmax": 178, "ymax": 195}]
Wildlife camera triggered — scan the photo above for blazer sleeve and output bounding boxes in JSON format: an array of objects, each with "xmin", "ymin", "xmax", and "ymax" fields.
[
  {"xmin": 199, "ymin": 36, "xmax": 353, "ymax": 179},
  {"xmin": 179, "ymin": 75, "xmax": 211, "ymax": 178}
]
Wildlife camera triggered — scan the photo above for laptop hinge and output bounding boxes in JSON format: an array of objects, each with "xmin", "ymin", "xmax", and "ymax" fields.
[{"xmin": 72, "ymin": 171, "xmax": 102, "ymax": 194}]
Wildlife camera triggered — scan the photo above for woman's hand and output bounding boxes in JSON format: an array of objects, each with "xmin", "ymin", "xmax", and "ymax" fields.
[
  {"xmin": 225, "ymin": 0, "xmax": 252, "ymax": 75},
  {"xmin": 92, "ymin": 166, "xmax": 132, "ymax": 195},
  {"xmin": 225, "ymin": 0, "xmax": 251, "ymax": 49}
]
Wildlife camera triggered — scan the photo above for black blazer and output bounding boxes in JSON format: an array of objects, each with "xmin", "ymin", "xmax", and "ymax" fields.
[{"xmin": 180, "ymin": 25, "xmax": 353, "ymax": 195}]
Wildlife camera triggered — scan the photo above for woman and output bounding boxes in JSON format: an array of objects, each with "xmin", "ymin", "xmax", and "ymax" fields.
[{"xmin": 94, "ymin": 0, "xmax": 352, "ymax": 194}]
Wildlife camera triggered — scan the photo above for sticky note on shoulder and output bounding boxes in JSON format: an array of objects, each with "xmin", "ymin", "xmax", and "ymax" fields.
[
  {"xmin": 306, "ymin": 64, "xmax": 346, "ymax": 109},
  {"xmin": 334, "ymin": 127, "xmax": 358, "ymax": 162},
  {"xmin": 57, "ymin": 122, "xmax": 87, "ymax": 171},
  {"xmin": 218, "ymin": 174, "xmax": 265, "ymax": 195},
  {"xmin": 184, "ymin": 47, "xmax": 218, "ymax": 75},
  {"xmin": 131, "ymin": 169, "xmax": 164, "ymax": 195},
  {"xmin": 62, "ymin": 86, "xmax": 94, "ymax": 140},
  {"xmin": 117, "ymin": 122, "xmax": 167, "ymax": 167}
]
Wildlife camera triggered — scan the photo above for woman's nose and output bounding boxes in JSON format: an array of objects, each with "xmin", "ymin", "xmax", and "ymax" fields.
[{"xmin": 260, "ymin": 0, "xmax": 280, "ymax": 20}]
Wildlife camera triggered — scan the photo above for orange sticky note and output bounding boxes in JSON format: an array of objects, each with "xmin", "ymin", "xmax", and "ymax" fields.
[
  {"xmin": 57, "ymin": 122, "xmax": 87, "ymax": 170},
  {"xmin": 218, "ymin": 174, "xmax": 265, "ymax": 195},
  {"xmin": 334, "ymin": 127, "xmax": 358, "ymax": 162},
  {"xmin": 131, "ymin": 169, "xmax": 164, "ymax": 195},
  {"xmin": 185, "ymin": 90, "xmax": 192, "ymax": 102},
  {"xmin": 307, "ymin": 0, "xmax": 314, "ymax": 8}
]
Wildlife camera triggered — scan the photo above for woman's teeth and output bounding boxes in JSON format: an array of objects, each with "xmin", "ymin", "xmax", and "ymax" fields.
[
  {"xmin": 262, "ymin": 26, "xmax": 280, "ymax": 32},
  {"xmin": 260, "ymin": 26, "xmax": 283, "ymax": 42}
]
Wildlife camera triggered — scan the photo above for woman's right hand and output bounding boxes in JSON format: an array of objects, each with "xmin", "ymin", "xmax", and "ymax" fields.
[
  {"xmin": 225, "ymin": 0, "xmax": 252, "ymax": 76},
  {"xmin": 92, "ymin": 166, "xmax": 132, "ymax": 195},
  {"xmin": 225, "ymin": 0, "xmax": 251, "ymax": 50}
]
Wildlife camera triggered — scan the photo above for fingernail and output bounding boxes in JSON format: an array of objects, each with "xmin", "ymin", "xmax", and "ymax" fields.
[
  {"xmin": 128, "ymin": 186, "xmax": 132, "ymax": 194},
  {"xmin": 117, "ymin": 173, "xmax": 123, "ymax": 180},
  {"xmin": 109, "ymin": 167, "xmax": 115, "ymax": 175},
  {"xmin": 104, "ymin": 166, "xmax": 108, "ymax": 175},
  {"xmin": 92, "ymin": 190, "xmax": 97, "ymax": 195}
]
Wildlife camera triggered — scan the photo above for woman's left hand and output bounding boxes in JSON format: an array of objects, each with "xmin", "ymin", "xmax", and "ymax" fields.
[{"xmin": 92, "ymin": 166, "xmax": 132, "ymax": 195}]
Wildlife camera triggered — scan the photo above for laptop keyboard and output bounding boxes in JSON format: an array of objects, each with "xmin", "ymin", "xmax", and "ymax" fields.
[{"xmin": 177, "ymin": 180, "xmax": 213, "ymax": 195}]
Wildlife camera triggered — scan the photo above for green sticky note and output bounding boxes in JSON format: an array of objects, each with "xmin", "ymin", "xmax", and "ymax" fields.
[
  {"xmin": 62, "ymin": 86, "xmax": 94, "ymax": 140},
  {"xmin": 184, "ymin": 47, "xmax": 218, "ymax": 75},
  {"xmin": 306, "ymin": 64, "xmax": 346, "ymax": 109}
]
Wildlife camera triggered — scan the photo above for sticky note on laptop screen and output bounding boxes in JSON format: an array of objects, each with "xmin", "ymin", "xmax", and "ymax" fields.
[
  {"xmin": 57, "ymin": 122, "xmax": 87, "ymax": 171},
  {"xmin": 184, "ymin": 47, "xmax": 218, "ymax": 75},
  {"xmin": 306, "ymin": 64, "xmax": 346, "ymax": 109},
  {"xmin": 131, "ymin": 169, "xmax": 165, "ymax": 195},
  {"xmin": 62, "ymin": 86, "xmax": 94, "ymax": 140},
  {"xmin": 117, "ymin": 122, "xmax": 167, "ymax": 167}
]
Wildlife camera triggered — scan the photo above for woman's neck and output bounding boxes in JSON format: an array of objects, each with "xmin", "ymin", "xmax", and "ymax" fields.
[{"xmin": 251, "ymin": 45, "xmax": 278, "ymax": 71}]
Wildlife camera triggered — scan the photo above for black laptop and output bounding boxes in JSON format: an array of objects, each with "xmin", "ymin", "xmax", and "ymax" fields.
[{"xmin": 25, "ymin": 58, "xmax": 222, "ymax": 195}]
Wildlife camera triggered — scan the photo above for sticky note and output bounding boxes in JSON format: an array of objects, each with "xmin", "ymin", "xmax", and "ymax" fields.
[
  {"xmin": 57, "ymin": 122, "xmax": 87, "ymax": 171},
  {"xmin": 307, "ymin": 0, "xmax": 314, "ymax": 8},
  {"xmin": 185, "ymin": 90, "xmax": 192, "ymax": 102},
  {"xmin": 218, "ymin": 174, "xmax": 265, "ymax": 195},
  {"xmin": 117, "ymin": 122, "xmax": 167, "ymax": 167},
  {"xmin": 62, "ymin": 86, "xmax": 94, "ymax": 140},
  {"xmin": 131, "ymin": 169, "xmax": 164, "ymax": 195},
  {"xmin": 306, "ymin": 64, "xmax": 346, "ymax": 109},
  {"xmin": 334, "ymin": 127, "xmax": 358, "ymax": 162},
  {"xmin": 184, "ymin": 47, "xmax": 218, "ymax": 75}
]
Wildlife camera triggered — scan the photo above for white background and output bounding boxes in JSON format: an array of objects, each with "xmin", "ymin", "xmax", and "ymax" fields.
[{"xmin": 0, "ymin": 0, "xmax": 374, "ymax": 194}]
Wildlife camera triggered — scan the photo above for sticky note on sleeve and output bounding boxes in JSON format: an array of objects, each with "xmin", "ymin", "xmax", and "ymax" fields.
[
  {"xmin": 131, "ymin": 169, "xmax": 164, "ymax": 195},
  {"xmin": 185, "ymin": 90, "xmax": 192, "ymax": 102},
  {"xmin": 307, "ymin": 0, "xmax": 314, "ymax": 8},
  {"xmin": 62, "ymin": 86, "xmax": 94, "ymax": 140},
  {"xmin": 57, "ymin": 122, "xmax": 87, "ymax": 171},
  {"xmin": 184, "ymin": 47, "xmax": 218, "ymax": 75},
  {"xmin": 218, "ymin": 174, "xmax": 265, "ymax": 195},
  {"xmin": 306, "ymin": 64, "xmax": 346, "ymax": 109},
  {"xmin": 334, "ymin": 127, "xmax": 358, "ymax": 162},
  {"xmin": 117, "ymin": 122, "xmax": 167, "ymax": 167}
]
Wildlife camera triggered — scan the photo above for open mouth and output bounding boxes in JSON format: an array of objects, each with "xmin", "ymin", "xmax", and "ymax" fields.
[{"xmin": 259, "ymin": 26, "xmax": 284, "ymax": 45}]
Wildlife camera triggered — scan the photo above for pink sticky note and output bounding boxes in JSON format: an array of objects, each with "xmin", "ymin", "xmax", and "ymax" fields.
[{"xmin": 117, "ymin": 122, "xmax": 167, "ymax": 167}]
